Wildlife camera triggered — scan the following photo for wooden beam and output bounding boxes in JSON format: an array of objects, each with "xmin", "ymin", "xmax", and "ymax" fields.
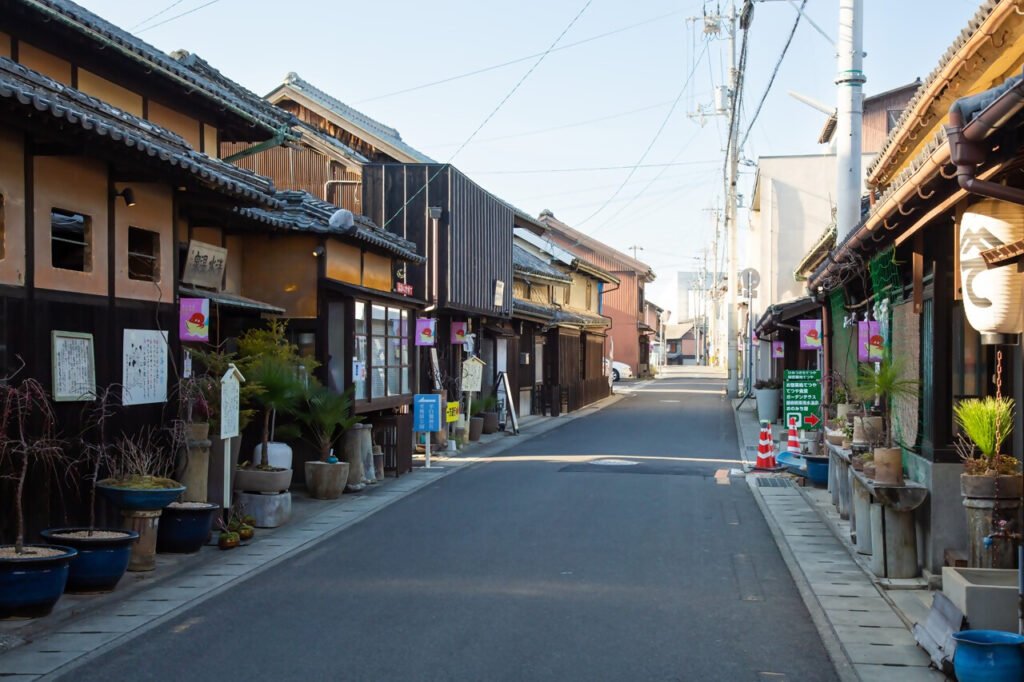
[
  {"xmin": 913, "ymin": 232, "xmax": 924, "ymax": 315},
  {"xmin": 953, "ymin": 201, "xmax": 965, "ymax": 300}
]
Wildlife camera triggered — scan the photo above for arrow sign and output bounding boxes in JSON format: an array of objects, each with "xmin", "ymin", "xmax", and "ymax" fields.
[{"xmin": 804, "ymin": 414, "xmax": 820, "ymax": 427}]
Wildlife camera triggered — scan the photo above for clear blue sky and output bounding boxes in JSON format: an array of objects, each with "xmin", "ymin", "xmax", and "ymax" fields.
[{"xmin": 76, "ymin": 0, "xmax": 982, "ymax": 313}]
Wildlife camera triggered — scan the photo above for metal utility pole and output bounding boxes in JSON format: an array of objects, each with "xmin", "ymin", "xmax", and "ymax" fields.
[
  {"xmin": 628, "ymin": 245, "xmax": 644, "ymax": 261},
  {"xmin": 835, "ymin": 0, "xmax": 865, "ymax": 238},
  {"xmin": 709, "ymin": 208, "xmax": 721, "ymax": 366},
  {"xmin": 724, "ymin": 1, "xmax": 741, "ymax": 397}
]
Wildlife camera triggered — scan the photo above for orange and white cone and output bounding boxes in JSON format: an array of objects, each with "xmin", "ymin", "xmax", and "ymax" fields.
[
  {"xmin": 787, "ymin": 417, "xmax": 801, "ymax": 455},
  {"xmin": 755, "ymin": 420, "xmax": 781, "ymax": 470}
]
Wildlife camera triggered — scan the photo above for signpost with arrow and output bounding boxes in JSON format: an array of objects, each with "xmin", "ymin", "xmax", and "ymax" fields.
[{"xmin": 783, "ymin": 369, "xmax": 822, "ymax": 431}]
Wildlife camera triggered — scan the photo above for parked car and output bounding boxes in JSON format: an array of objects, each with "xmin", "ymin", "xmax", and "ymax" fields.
[{"xmin": 603, "ymin": 359, "xmax": 634, "ymax": 382}]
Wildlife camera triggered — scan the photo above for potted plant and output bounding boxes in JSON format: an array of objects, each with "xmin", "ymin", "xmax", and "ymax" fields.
[
  {"xmin": 234, "ymin": 355, "xmax": 304, "ymax": 494},
  {"xmin": 468, "ymin": 397, "xmax": 487, "ymax": 442},
  {"xmin": 0, "ymin": 373, "xmax": 78, "ymax": 618},
  {"xmin": 41, "ymin": 385, "xmax": 139, "ymax": 593},
  {"xmin": 475, "ymin": 395, "xmax": 499, "ymax": 434},
  {"xmin": 953, "ymin": 396, "xmax": 1022, "ymax": 568},
  {"xmin": 853, "ymin": 358, "xmax": 919, "ymax": 485},
  {"xmin": 294, "ymin": 382, "xmax": 360, "ymax": 500},
  {"xmin": 754, "ymin": 378, "xmax": 782, "ymax": 423},
  {"xmin": 828, "ymin": 371, "xmax": 857, "ymax": 420},
  {"xmin": 96, "ymin": 427, "xmax": 185, "ymax": 572}
]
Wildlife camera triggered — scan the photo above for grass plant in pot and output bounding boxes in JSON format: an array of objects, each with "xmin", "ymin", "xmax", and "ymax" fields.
[
  {"xmin": 475, "ymin": 395, "xmax": 499, "ymax": 434},
  {"xmin": 42, "ymin": 385, "xmax": 139, "ymax": 593},
  {"xmin": 0, "ymin": 373, "xmax": 78, "ymax": 618},
  {"xmin": 953, "ymin": 396, "xmax": 1022, "ymax": 568},
  {"xmin": 97, "ymin": 427, "xmax": 185, "ymax": 572},
  {"xmin": 294, "ymin": 382, "xmax": 360, "ymax": 500},
  {"xmin": 754, "ymin": 378, "xmax": 782, "ymax": 424},
  {"xmin": 467, "ymin": 397, "xmax": 486, "ymax": 442},
  {"xmin": 854, "ymin": 358, "xmax": 919, "ymax": 485}
]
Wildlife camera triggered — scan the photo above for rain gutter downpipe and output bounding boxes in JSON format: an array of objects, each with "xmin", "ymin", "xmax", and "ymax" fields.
[{"xmin": 944, "ymin": 68, "xmax": 1024, "ymax": 207}]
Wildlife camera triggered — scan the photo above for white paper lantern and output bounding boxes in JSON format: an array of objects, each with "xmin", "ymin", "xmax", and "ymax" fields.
[{"xmin": 960, "ymin": 198, "xmax": 1024, "ymax": 344}]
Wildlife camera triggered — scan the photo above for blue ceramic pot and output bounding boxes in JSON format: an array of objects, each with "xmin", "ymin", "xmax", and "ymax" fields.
[
  {"xmin": 953, "ymin": 630, "xmax": 1024, "ymax": 682},
  {"xmin": 39, "ymin": 528, "xmax": 138, "ymax": 593},
  {"xmin": 96, "ymin": 480, "xmax": 186, "ymax": 511},
  {"xmin": 0, "ymin": 545, "xmax": 77, "ymax": 619},
  {"xmin": 157, "ymin": 503, "xmax": 220, "ymax": 554}
]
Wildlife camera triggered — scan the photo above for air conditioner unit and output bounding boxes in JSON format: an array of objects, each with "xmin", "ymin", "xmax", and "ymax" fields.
[{"xmin": 520, "ymin": 352, "xmax": 531, "ymax": 365}]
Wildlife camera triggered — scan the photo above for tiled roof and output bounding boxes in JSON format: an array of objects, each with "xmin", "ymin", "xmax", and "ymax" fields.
[
  {"xmin": 274, "ymin": 73, "xmax": 434, "ymax": 163},
  {"xmin": 0, "ymin": 56, "xmax": 280, "ymax": 206},
  {"xmin": 538, "ymin": 210, "xmax": 656, "ymax": 282},
  {"xmin": 866, "ymin": 0, "xmax": 1001, "ymax": 186},
  {"xmin": 512, "ymin": 298, "xmax": 609, "ymax": 328},
  {"xmin": 236, "ymin": 191, "xmax": 424, "ymax": 263},
  {"xmin": 513, "ymin": 244, "xmax": 572, "ymax": 283},
  {"xmin": 14, "ymin": 0, "xmax": 298, "ymax": 139}
]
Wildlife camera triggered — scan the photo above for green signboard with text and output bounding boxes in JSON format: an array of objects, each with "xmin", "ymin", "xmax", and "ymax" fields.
[{"xmin": 783, "ymin": 369, "xmax": 822, "ymax": 431}]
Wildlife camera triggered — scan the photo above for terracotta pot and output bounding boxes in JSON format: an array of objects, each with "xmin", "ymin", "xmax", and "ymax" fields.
[
  {"xmin": 853, "ymin": 416, "xmax": 883, "ymax": 445},
  {"xmin": 233, "ymin": 467, "xmax": 293, "ymax": 493},
  {"xmin": 873, "ymin": 447, "xmax": 903, "ymax": 485},
  {"xmin": 304, "ymin": 461, "xmax": 349, "ymax": 500},
  {"xmin": 960, "ymin": 473, "xmax": 1023, "ymax": 500},
  {"xmin": 468, "ymin": 417, "xmax": 484, "ymax": 441}
]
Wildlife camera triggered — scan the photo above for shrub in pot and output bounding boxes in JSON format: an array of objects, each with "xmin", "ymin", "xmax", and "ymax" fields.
[
  {"xmin": 853, "ymin": 358, "xmax": 919, "ymax": 485},
  {"xmin": 44, "ymin": 386, "xmax": 138, "ymax": 593},
  {"xmin": 754, "ymin": 378, "xmax": 782, "ymax": 423},
  {"xmin": 473, "ymin": 395, "xmax": 499, "ymax": 434},
  {"xmin": 954, "ymin": 396, "xmax": 1022, "ymax": 568},
  {"xmin": 293, "ymin": 382, "xmax": 360, "ymax": 500},
  {"xmin": 0, "ymin": 375, "xmax": 78, "ymax": 617},
  {"xmin": 235, "ymin": 355, "xmax": 304, "ymax": 494}
]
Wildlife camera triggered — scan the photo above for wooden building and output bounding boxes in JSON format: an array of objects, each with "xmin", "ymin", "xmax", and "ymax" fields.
[
  {"xmin": 804, "ymin": 1, "xmax": 1024, "ymax": 576},
  {"xmin": 536, "ymin": 210, "xmax": 656, "ymax": 378}
]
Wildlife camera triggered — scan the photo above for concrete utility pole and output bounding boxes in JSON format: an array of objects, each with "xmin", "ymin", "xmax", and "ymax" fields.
[
  {"xmin": 725, "ymin": 1, "xmax": 741, "ymax": 397},
  {"xmin": 835, "ymin": 0, "xmax": 865, "ymax": 238},
  {"xmin": 628, "ymin": 244, "xmax": 644, "ymax": 261}
]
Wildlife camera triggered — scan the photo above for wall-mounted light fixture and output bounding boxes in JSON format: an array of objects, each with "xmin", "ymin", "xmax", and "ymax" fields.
[
  {"xmin": 113, "ymin": 187, "xmax": 136, "ymax": 207},
  {"xmin": 312, "ymin": 245, "xmax": 326, "ymax": 258}
]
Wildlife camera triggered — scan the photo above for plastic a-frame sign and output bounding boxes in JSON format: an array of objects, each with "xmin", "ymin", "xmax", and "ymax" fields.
[
  {"xmin": 413, "ymin": 394, "xmax": 444, "ymax": 433},
  {"xmin": 220, "ymin": 364, "xmax": 245, "ymax": 440},
  {"xmin": 461, "ymin": 356, "xmax": 485, "ymax": 393},
  {"xmin": 783, "ymin": 369, "xmax": 822, "ymax": 431}
]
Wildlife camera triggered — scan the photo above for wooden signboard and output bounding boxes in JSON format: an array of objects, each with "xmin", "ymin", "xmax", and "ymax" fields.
[{"xmin": 52, "ymin": 331, "xmax": 96, "ymax": 402}]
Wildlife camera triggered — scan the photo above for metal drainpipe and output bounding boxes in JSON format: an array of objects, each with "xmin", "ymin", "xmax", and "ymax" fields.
[{"xmin": 323, "ymin": 179, "xmax": 362, "ymax": 205}]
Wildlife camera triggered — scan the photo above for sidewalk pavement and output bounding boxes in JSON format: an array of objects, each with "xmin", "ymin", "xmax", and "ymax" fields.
[
  {"xmin": 733, "ymin": 400, "xmax": 948, "ymax": 682},
  {"xmin": 0, "ymin": 392, "xmax": 623, "ymax": 680}
]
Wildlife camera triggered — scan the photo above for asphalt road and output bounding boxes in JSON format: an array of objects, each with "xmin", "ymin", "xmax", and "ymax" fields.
[{"xmin": 63, "ymin": 372, "xmax": 838, "ymax": 682}]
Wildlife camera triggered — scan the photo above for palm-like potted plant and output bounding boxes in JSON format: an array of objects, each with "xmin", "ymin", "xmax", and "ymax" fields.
[
  {"xmin": 234, "ymin": 356, "xmax": 304, "ymax": 494},
  {"xmin": 41, "ymin": 385, "xmax": 139, "ymax": 593},
  {"xmin": 853, "ymin": 358, "xmax": 919, "ymax": 485},
  {"xmin": 0, "ymin": 373, "xmax": 78, "ymax": 617},
  {"xmin": 295, "ymin": 382, "xmax": 361, "ymax": 500},
  {"xmin": 954, "ymin": 396, "xmax": 1022, "ymax": 568}
]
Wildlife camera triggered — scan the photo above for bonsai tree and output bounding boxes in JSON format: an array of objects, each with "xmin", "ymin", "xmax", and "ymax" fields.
[
  {"xmin": 247, "ymin": 356, "xmax": 304, "ymax": 469},
  {"xmin": 293, "ymin": 381, "xmax": 362, "ymax": 462},
  {"xmin": 853, "ymin": 358, "xmax": 919, "ymax": 448},
  {"xmin": 78, "ymin": 384, "xmax": 120, "ymax": 534},
  {"xmin": 0, "ymin": 372, "xmax": 66, "ymax": 555},
  {"xmin": 105, "ymin": 426, "xmax": 179, "ymax": 489},
  {"xmin": 954, "ymin": 397, "xmax": 1020, "ymax": 476}
]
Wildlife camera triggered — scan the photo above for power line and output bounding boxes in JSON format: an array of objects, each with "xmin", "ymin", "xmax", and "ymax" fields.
[
  {"xmin": 131, "ymin": 0, "xmax": 188, "ymax": 30},
  {"xmin": 136, "ymin": 0, "xmax": 224, "ymax": 33},
  {"xmin": 472, "ymin": 159, "xmax": 719, "ymax": 175},
  {"xmin": 355, "ymin": 9, "xmax": 685, "ymax": 104},
  {"xmin": 381, "ymin": 0, "xmax": 593, "ymax": 229},
  {"xmin": 572, "ymin": 41, "xmax": 710, "ymax": 231},
  {"xmin": 739, "ymin": 0, "xmax": 806, "ymax": 150}
]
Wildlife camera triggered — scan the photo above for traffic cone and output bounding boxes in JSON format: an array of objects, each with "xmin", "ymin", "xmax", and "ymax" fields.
[
  {"xmin": 787, "ymin": 417, "xmax": 801, "ymax": 455},
  {"xmin": 755, "ymin": 420, "xmax": 777, "ymax": 470}
]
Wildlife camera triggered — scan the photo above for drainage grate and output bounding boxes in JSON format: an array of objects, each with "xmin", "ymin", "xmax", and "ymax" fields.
[{"xmin": 755, "ymin": 477, "xmax": 794, "ymax": 488}]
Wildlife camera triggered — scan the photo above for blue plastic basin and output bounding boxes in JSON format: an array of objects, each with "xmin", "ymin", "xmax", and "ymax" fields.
[{"xmin": 953, "ymin": 630, "xmax": 1024, "ymax": 682}]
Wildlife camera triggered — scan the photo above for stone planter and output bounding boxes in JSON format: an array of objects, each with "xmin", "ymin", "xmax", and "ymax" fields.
[
  {"xmin": 942, "ymin": 567, "xmax": 1019, "ymax": 633},
  {"xmin": 873, "ymin": 447, "xmax": 903, "ymax": 485},
  {"xmin": 304, "ymin": 461, "xmax": 349, "ymax": 500},
  {"xmin": 853, "ymin": 416, "xmax": 883, "ymax": 446},
  {"xmin": 235, "ymin": 491, "xmax": 291, "ymax": 528},
  {"xmin": 755, "ymin": 388, "xmax": 780, "ymax": 423},
  {"xmin": 344, "ymin": 425, "xmax": 368, "ymax": 491},
  {"xmin": 179, "ymin": 436, "xmax": 211, "ymax": 504},
  {"xmin": 961, "ymin": 474, "xmax": 1022, "ymax": 568},
  {"xmin": 468, "ymin": 416, "xmax": 484, "ymax": 441},
  {"xmin": 233, "ymin": 467, "xmax": 293, "ymax": 493}
]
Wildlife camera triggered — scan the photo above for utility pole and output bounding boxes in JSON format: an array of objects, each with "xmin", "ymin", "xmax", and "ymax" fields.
[
  {"xmin": 628, "ymin": 244, "xmax": 644, "ymax": 261},
  {"xmin": 835, "ymin": 0, "xmax": 865, "ymax": 238},
  {"xmin": 724, "ymin": 1, "xmax": 742, "ymax": 397}
]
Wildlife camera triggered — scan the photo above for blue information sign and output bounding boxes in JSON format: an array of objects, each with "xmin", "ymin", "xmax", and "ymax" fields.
[{"xmin": 413, "ymin": 394, "xmax": 444, "ymax": 433}]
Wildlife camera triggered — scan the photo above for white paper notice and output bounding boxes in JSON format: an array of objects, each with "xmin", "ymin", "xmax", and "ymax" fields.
[{"xmin": 122, "ymin": 329, "xmax": 169, "ymax": 406}]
